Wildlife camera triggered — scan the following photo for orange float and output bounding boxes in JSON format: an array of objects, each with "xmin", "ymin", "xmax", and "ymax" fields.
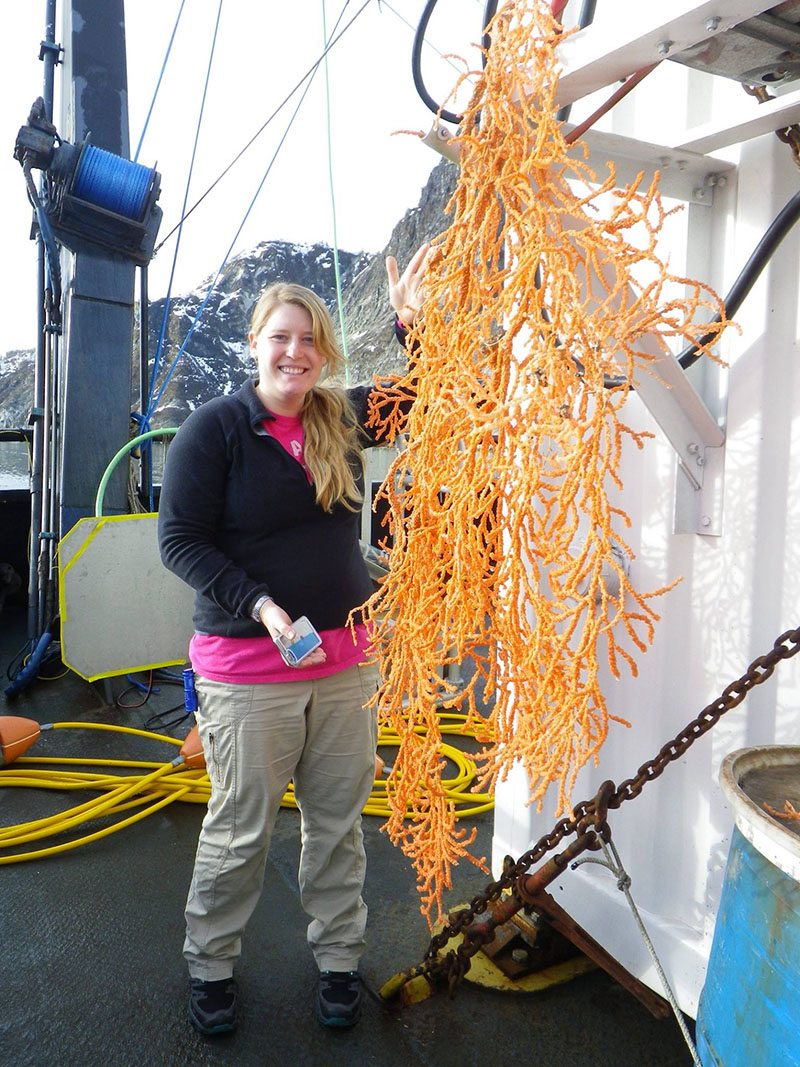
[{"xmin": 0, "ymin": 716, "xmax": 41, "ymax": 766}]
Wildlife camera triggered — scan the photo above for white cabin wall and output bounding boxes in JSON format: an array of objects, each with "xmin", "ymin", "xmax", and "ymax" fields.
[{"xmin": 492, "ymin": 62, "xmax": 800, "ymax": 1016}]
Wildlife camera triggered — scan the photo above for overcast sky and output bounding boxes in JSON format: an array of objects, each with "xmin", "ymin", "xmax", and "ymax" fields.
[{"xmin": 1, "ymin": 0, "xmax": 490, "ymax": 353}]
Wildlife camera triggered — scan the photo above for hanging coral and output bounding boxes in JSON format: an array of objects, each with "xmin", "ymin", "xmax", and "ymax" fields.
[{"xmin": 363, "ymin": 0, "xmax": 731, "ymax": 921}]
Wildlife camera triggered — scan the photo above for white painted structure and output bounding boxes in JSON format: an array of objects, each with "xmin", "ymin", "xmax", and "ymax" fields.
[{"xmin": 488, "ymin": 2, "xmax": 800, "ymax": 1018}]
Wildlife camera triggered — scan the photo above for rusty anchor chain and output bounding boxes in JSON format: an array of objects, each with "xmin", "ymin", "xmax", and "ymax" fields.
[{"xmin": 398, "ymin": 625, "xmax": 800, "ymax": 1000}]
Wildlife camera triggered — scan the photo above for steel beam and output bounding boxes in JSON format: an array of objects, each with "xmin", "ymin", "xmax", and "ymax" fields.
[
  {"xmin": 554, "ymin": 1, "xmax": 778, "ymax": 107},
  {"xmin": 677, "ymin": 85, "xmax": 800, "ymax": 153}
]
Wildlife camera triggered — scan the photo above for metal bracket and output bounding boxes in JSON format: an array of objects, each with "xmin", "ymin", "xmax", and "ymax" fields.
[
  {"xmin": 420, "ymin": 121, "xmax": 461, "ymax": 164},
  {"xmin": 38, "ymin": 40, "xmax": 63, "ymax": 64},
  {"xmin": 626, "ymin": 349, "xmax": 725, "ymax": 536}
]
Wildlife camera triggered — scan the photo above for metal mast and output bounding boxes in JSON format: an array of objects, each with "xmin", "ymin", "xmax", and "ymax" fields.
[{"xmin": 58, "ymin": 0, "xmax": 136, "ymax": 537}]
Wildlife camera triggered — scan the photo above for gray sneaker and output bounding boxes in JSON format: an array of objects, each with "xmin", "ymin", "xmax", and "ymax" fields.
[
  {"xmin": 317, "ymin": 970, "xmax": 362, "ymax": 1028},
  {"xmin": 189, "ymin": 977, "xmax": 238, "ymax": 1034}
]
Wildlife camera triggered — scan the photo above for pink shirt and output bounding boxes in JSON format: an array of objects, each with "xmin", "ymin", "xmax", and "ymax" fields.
[
  {"xmin": 265, "ymin": 411, "xmax": 311, "ymax": 481},
  {"xmin": 189, "ymin": 409, "xmax": 373, "ymax": 683},
  {"xmin": 190, "ymin": 624, "xmax": 372, "ymax": 684}
]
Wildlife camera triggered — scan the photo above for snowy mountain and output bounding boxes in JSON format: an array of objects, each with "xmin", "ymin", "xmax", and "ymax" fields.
[{"xmin": 0, "ymin": 159, "xmax": 458, "ymax": 429}]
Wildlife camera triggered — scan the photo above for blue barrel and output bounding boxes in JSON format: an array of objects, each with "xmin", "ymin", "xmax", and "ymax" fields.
[{"xmin": 696, "ymin": 747, "xmax": 800, "ymax": 1067}]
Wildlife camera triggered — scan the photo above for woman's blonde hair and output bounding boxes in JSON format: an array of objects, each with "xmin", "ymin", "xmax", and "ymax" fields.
[{"xmin": 249, "ymin": 282, "xmax": 363, "ymax": 513}]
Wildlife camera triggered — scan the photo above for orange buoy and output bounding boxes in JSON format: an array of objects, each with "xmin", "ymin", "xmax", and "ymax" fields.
[
  {"xmin": 0, "ymin": 716, "xmax": 41, "ymax": 766},
  {"xmin": 375, "ymin": 754, "xmax": 385, "ymax": 779},
  {"xmin": 180, "ymin": 724, "xmax": 205, "ymax": 768}
]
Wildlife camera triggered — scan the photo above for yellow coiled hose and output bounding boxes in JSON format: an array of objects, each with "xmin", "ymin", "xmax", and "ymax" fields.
[{"xmin": 0, "ymin": 717, "xmax": 493, "ymax": 864}]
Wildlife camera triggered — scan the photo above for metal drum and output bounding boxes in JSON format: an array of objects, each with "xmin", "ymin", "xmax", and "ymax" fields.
[{"xmin": 696, "ymin": 747, "xmax": 800, "ymax": 1067}]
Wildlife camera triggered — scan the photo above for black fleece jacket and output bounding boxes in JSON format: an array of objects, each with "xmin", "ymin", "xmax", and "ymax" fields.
[{"xmin": 158, "ymin": 322, "xmax": 411, "ymax": 638}]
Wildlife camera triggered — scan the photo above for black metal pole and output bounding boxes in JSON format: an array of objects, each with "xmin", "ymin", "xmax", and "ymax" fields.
[
  {"xmin": 27, "ymin": 0, "xmax": 60, "ymax": 642},
  {"xmin": 139, "ymin": 265, "xmax": 152, "ymax": 504}
]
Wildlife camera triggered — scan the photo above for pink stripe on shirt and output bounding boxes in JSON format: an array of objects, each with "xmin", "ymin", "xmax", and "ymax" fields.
[{"xmin": 190, "ymin": 623, "xmax": 373, "ymax": 684}]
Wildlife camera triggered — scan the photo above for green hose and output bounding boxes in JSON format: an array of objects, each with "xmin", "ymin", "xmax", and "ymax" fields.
[{"xmin": 94, "ymin": 427, "xmax": 178, "ymax": 516}]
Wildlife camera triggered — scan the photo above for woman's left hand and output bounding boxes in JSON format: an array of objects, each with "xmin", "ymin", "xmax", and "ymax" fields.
[{"xmin": 386, "ymin": 242, "xmax": 430, "ymax": 327}]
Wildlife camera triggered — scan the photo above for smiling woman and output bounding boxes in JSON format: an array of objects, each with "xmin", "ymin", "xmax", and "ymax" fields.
[
  {"xmin": 250, "ymin": 287, "xmax": 333, "ymax": 415},
  {"xmin": 156, "ymin": 245, "xmax": 428, "ymax": 1035},
  {"xmin": 249, "ymin": 282, "xmax": 365, "ymax": 522}
]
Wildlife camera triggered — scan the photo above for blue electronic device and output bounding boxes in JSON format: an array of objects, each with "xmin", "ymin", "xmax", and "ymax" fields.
[{"xmin": 273, "ymin": 616, "xmax": 322, "ymax": 667}]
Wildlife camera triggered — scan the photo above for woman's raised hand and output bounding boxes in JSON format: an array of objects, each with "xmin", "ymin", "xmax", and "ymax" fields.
[{"xmin": 386, "ymin": 242, "xmax": 430, "ymax": 327}]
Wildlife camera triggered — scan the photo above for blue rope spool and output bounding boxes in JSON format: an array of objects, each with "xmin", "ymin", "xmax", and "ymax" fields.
[{"xmin": 72, "ymin": 145, "xmax": 155, "ymax": 220}]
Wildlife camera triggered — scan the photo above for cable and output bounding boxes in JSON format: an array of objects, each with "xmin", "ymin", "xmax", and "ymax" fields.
[
  {"xmin": 411, "ymin": 0, "xmax": 499, "ymax": 125},
  {"xmin": 413, "ymin": 0, "xmax": 469, "ymax": 123},
  {"xmin": 4, "ymin": 618, "xmax": 59, "ymax": 698},
  {"xmin": 146, "ymin": 74, "xmax": 320, "ymax": 418},
  {"xmin": 598, "ymin": 187, "xmax": 800, "ymax": 389},
  {"xmin": 133, "ymin": 0, "xmax": 188, "ymax": 163},
  {"xmin": 6, "ymin": 641, "xmax": 34, "ymax": 683},
  {"xmin": 145, "ymin": 0, "xmax": 364, "ymax": 426},
  {"xmin": 677, "ymin": 187, "xmax": 800, "ymax": 370},
  {"xmin": 143, "ymin": 704, "xmax": 191, "ymax": 731},
  {"xmin": 21, "ymin": 162, "xmax": 62, "ymax": 314},
  {"xmin": 322, "ymin": 0, "xmax": 352, "ymax": 378},
  {"xmin": 0, "ymin": 716, "xmax": 494, "ymax": 864},
  {"xmin": 146, "ymin": 0, "xmax": 226, "ymax": 417},
  {"xmin": 378, "ymin": 1, "xmax": 468, "ymax": 78},
  {"xmin": 115, "ymin": 671, "xmax": 156, "ymax": 709},
  {"xmin": 152, "ymin": 0, "xmax": 373, "ymax": 256},
  {"xmin": 481, "ymin": 0, "xmax": 498, "ymax": 65}
]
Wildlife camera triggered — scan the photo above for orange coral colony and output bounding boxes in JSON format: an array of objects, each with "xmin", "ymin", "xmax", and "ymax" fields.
[{"xmin": 364, "ymin": 0, "xmax": 730, "ymax": 920}]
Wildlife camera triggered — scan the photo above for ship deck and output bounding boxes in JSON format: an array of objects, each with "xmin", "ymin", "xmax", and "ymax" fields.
[{"xmin": 1, "ymin": 602, "xmax": 693, "ymax": 1067}]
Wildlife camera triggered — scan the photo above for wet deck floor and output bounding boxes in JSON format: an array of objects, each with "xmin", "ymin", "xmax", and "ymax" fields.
[{"xmin": 1, "ymin": 604, "xmax": 693, "ymax": 1067}]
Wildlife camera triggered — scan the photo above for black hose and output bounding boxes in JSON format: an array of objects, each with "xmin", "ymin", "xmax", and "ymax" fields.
[
  {"xmin": 411, "ymin": 0, "xmax": 499, "ymax": 125},
  {"xmin": 556, "ymin": 0, "xmax": 598, "ymax": 124},
  {"xmin": 677, "ymin": 186, "xmax": 800, "ymax": 369},
  {"xmin": 599, "ymin": 187, "xmax": 800, "ymax": 388},
  {"xmin": 481, "ymin": 0, "xmax": 499, "ymax": 62},
  {"xmin": 22, "ymin": 162, "xmax": 62, "ymax": 312}
]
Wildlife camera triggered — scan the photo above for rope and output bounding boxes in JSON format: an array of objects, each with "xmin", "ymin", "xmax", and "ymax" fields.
[
  {"xmin": 133, "ymin": 0, "xmax": 188, "ymax": 164},
  {"xmin": 322, "ymin": 0, "xmax": 351, "ymax": 379},
  {"xmin": 146, "ymin": 0, "xmax": 226, "ymax": 413},
  {"xmin": 151, "ymin": 0, "xmax": 374, "ymax": 256},
  {"xmin": 574, "ymin": 840, "xmax": 702, "ymax": 1066},
  {"xmin": 72, "ymin": 146, "xmax": 155, "ymax": 220},
  {"xmin": 144, "ymin": 0, "xmax": 370, "ymax": 424},
  {"xmin": 144, "ymin": 51, "xmax": 321, "ymax": 420}
]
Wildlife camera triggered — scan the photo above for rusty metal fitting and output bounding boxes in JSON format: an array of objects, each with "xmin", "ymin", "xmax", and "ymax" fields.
[
  {"xmin": 515, "ymin": 833, "xmax": 597, "ymax": 906},
  {"xmin": 743, "ymin": 83, "xmax": 774, "ymax": 103}
]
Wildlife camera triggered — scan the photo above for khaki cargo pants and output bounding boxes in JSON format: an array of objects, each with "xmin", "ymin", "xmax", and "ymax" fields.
[{"xmin": 184, "ymin": 662, "xmax": 379, "ymax": 980}]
